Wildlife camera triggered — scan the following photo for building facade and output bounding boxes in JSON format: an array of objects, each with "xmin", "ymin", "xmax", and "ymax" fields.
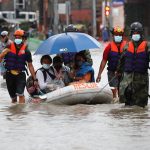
[
  {"xmin": 0, "ymin": 0, "xmax": 103, "ymax": 36},
  {"xmin": 0, "ymin": 0, "xmax": 38, "ymax": 11},
  {"xmin": 125, "ymin": 0, "xmax": 150, "ymax": 38}
]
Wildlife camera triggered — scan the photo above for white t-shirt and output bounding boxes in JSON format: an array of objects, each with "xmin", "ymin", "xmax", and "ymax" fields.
[
  {"xmin": 0, "ymin": 39, "xmax": 12, "ymax": 75},
  {"xmin": 0, "ymin": 39, "xmax": 12, "ymax": 52}
]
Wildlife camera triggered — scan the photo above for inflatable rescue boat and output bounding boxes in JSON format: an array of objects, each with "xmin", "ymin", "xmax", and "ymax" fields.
[{"xmin": 29, "ymin": 82, "xmax": 113, "ymax": 105}]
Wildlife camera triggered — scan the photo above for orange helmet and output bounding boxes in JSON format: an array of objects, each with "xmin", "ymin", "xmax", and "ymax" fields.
[
  {"xmin": 113, "ymin": 26, "xmax": 124, "ymax": 35},
  {"xmin": 14, "ymin": 29, "xmax": 24, "ymax": 37}
]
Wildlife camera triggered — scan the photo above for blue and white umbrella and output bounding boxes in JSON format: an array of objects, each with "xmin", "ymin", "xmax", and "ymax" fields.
[{"xmin": 34, "ymin": 32, "xmax": 101, "ymax": 55}]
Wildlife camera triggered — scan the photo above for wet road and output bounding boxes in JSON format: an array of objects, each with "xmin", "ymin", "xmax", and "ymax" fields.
[{"xmin": 0, "ymin": 43, "xmax": 150, "ymax": 150}]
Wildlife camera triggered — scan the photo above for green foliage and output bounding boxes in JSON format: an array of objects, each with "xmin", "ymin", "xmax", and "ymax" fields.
[
  {"xmin": 19, "ymin": 21, "xmax": 37, "ymax": 31},
  {"xmin": 19, "ymin": 21, "xmax": 30, "ymax": 31}
]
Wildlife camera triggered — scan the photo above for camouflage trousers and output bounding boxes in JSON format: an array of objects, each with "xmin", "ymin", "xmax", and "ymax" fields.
[{"xmin": 119, "ymin": 72, "xmax": 149, "ymax": 107}]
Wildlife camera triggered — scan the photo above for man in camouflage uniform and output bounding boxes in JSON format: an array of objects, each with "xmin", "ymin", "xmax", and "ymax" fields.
[{"xmin": 117, "ymin": 22, "xmax": 150, "ymax": 107}]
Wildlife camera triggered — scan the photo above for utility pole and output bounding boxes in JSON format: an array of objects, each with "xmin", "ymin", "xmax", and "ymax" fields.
[
  {"xmin": 14, "ymin": 0, "xmax": 16, "ymax": 19},
  {"xmin": 38, "ymin": 0, "xmax": 44, "ymax": 32},
  {"xmin": 0, "ymin": 0, "xmax": 2, "ymax": 11},
  {"xmin": 105, "ymin": 0, "xmax": 107, "ymax": 27},
  {"xmin": 92, "ymin": 0, "xmax": 97, "ymax": 38},
  {"xmin": 66, "ymin": 1, "xmax": 70, "ymax": 26},
  {"xmin": 105, "ymin": 0, "xmax": 110, "ymax": 28},
  {"xmin": 53, "ymin": 0, "xmax": 59, "ymax": 34},
  {"xmin": 44, "ymin": 0, "xmax": 48, "ymax": 34}
]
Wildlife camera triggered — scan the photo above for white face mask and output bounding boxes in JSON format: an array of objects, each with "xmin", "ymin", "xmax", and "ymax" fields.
[
  {"xmin": 14, "ymin": 38, "xmax": 22, "ymax": 45},
  {"xmin": 42, "ymin": 64, "xmax": 50, "ymax": 70},
  {"xmin": 114, "ymin": 36, "xmax": 122, "ymax": 43},
  {"xmin": 132, "ymin": 34, "xmax": 141, "ymax": 42}
]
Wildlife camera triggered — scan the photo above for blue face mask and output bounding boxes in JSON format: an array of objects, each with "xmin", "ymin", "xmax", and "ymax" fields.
[
  {"xmin": 42, "ymin": 64, "xmax": 50, "ymax": 70},
  {"xmin": 132, "ymin": 34, "xmax": 141, "ymax": 42},
  {"xmin": 14, "ymin": 38, "xmax": 22, "ymax": 45},
  {"xmin": 114, "ymin": 36, "xmax": 122, "ymax": 43}
]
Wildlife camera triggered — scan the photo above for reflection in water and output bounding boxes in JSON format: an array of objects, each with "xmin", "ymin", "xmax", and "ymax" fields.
[
  {"xmin": 108, "ymin": 105, "xmax": 150, "ymax": 139},
  {"xmin": 6, "ymin": 104, "xmax": 28, "ymax": 120},
  {"xmin": 6, "ymin": 103, "xmax": 93, "ymax": 120},
  {"xmin": 108, "ymin": 105, "xmax": 150, "ymax": 129},
  {"xmin": 0, "ymin": 81, "xmax": 7, "ymax": 89},
  {"xmin": 110, "ymin": 106, "xmax": 148, "ymax": 117},
  {"xmin": 38, "ymin": 104, "xmax": 93, "ymax": 117},
  {"xmin": 109, "ymin": 105, "xmax": 149, "ymax": 119}
]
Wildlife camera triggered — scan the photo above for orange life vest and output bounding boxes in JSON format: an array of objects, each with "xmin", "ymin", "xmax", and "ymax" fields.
[{"xmin": 107, "ymin": 40, "xmax": 127, "ymax": 71}]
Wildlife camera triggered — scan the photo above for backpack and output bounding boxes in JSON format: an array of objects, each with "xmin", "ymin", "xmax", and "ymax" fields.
[
  {"xmin": 38, "ymin": 66, "xmax": 56, "ymax": 82},
  {"xmin": 26, "ymin": 66, "xmax": 56, "ymax": 96}
]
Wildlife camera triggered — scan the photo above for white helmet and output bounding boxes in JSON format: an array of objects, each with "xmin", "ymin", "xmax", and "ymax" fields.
[{"xmin": 1, "ymin": 31, "xmax": 8, "ymax": 36}]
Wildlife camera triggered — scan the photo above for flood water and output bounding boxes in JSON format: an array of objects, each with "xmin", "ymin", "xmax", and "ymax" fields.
[{"xmin": 0, "ymin": 43, "xmax": 150, "ymax": 150}]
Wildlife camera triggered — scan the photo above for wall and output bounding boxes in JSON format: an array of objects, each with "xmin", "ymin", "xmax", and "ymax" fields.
[{"xmin": 125, "ymin": 0, "xmax": 150, "ymax": 38}]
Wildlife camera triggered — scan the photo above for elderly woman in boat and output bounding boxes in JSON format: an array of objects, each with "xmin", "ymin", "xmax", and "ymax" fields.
[{"xmin": 70, "ymin": 52, "xmax": 95, "ymax": 83}]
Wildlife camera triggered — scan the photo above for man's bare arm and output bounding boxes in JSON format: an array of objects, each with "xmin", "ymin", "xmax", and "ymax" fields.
[{"xmin": 0, "ymin": 48, "xmax": 10, "ymax": 62}]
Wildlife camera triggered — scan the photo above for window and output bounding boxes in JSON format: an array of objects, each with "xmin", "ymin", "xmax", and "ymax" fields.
[
  {"xmin": 2, "ymin": 13, "xmax": 7, "ymax": 18},
  {"xmin": 19, "ymin": 14, "xmax": 26, "ymax": 19},
  {"xmin": 29, "ymin": 14, "xmax": 33, "ymax": 19}
]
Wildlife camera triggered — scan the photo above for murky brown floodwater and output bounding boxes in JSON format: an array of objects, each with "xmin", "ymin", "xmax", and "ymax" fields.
[{"xmin": 0, "ymin": 45, "xmax": 150, "ymax": 150}]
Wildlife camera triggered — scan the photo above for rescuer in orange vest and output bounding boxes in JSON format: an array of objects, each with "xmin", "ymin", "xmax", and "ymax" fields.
[
  {"xmin": 96, "ymin": 26, "xmax": 127, "ymax": 102},
  {"xmin": 0, "ymin": 29, "xmax": 38, "ymax": 103}
]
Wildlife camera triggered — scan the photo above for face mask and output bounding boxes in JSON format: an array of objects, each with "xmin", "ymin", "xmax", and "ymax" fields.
[
  {"xmin": 132, "ymin": 34, "xmax": 141, "ymax": 42},
  {"xmin": 114, "ymin": 36, "xmax": 122, "ymax": 43},
  {"xmin": 14, "ymin": 39, "xmax": 22, "ymax": 45},
  {"xmin": 42, "ymin": 64, "xmax": 50, "ymax": 70}
]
